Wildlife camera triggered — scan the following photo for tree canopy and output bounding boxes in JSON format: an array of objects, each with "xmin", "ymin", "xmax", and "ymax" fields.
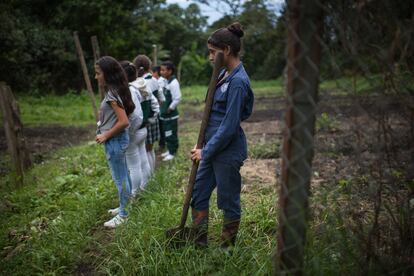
[
  {"xmin": 0, "ymin": 0, "xmax": 287, "ymax": 93},
  {"xmin": 2, "ymin": 0, "xmax": 411, "ymax": 94}
]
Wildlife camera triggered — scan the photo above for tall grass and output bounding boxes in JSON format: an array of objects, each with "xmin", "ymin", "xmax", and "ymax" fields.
[
  {"xmin": 0, "ymin": 80, "xmax": 393, "ymax": 275},
  {"xmin": 0, "ymin": 122, "xmax": 277, "ymax": 275}
]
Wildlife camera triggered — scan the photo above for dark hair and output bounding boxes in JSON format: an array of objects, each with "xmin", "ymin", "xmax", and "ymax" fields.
[
  {"xmin": 133, "ymin": 55, "xmax": 151, "ymax": 77},
  {"xmin": 152, "ymin": 66, "xmax": 161, "ymax": 74},
  {"xmin": 120, "ymin": 60, "xmax": 137, "ymax": 83},
  {"xmin": 207, "ymin": 22, "xmax": 244, "ymax": 56},
  {"xmin": 96, "ymin": 56, "xmax": 135, "ymax": 116},
  {"xmin": 161, "ymin": 61, "xmax": 175, "ymax": 74}
]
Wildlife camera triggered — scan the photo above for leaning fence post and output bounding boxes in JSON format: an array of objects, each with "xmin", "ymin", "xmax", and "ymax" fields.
[
  {"xmin": 91, "ymin": 35, "xmax": 105, "ymax": 100},
  {"xmin": 0, "ymin": 83, "xmax": 32, "ymax": 186},
  {"xmin": 73, "ymin": 31, "xmax": 99, "ymax": 122},
  {"xmin": 152, "ymin": 44, "xmax": 158, "ymax": 66},
  {"xmin": 275, "ymin": 0, "xmax": 323, "ymax": 274}
]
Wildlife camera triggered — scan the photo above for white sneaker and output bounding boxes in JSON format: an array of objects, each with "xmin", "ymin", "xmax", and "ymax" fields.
[
  {"xmin": 103, "ymin": 214, "xmax": 127, "ymax": 228},
  {"xmin": 161, "ymin": 151, "xmax": 170, "ymax": 157},
  {"xmin": 162, "ymin": 154, "xmax": 175, "ymax": 161},
  {"xmin": 108, "ymin": 207, "xmax": 120, "ymax": 216},
  {"xmin": 131, "ymin": 188, "xmax": 140, "ymax": 198}
]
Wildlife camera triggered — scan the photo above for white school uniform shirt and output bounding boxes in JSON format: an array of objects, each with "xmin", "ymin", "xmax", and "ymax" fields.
[
  {"xmin": 143, "ymin": 73, "xmax": 165, "ymax": 103},
  {"xmin": 158, "ymin": 76, "xmax": 167, "ymax": 91},
  {"xmin": 166, "ymin": 78, "xmax": 182, "ymax": 110},
  {"xmin": 128, "ymin": 85, "xmax": 144, "ymax": 133}
]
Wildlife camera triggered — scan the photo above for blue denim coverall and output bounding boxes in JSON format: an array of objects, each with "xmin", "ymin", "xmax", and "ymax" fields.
[{"xmin": 191, "ymin": 63, "xmax": 254, "ymax": 221}]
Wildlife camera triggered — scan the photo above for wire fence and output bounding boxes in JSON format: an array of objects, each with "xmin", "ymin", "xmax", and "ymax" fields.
[{"xmin": 276, "ymin": 0, "xmax": 413, "ymax": 274}]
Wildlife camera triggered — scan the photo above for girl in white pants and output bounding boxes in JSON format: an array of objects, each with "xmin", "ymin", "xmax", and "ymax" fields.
[
  {"xmin": 121, "ymin": 61, "xmax": 152, "ymax": 195},
  {"xmin": 127, "ymin": 124, "xmax": 150, "ymax": 195}
]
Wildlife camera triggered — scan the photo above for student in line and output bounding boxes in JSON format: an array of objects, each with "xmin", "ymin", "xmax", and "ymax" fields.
[
  {"xmin": 189, "ymin": 22, "xmax": 254, "ymax": 248},
  {"xmin": 133, "ymin": 55, "xmax": 162, "ymax": 172},
  {"xmin": 152, "ymin": 65, "xmax": 167, "ymax": 153},
  {"xmin": 95, "ymin": 56, "xmax": 135, "ymax": 228},
  {"xmin": 120, "ymin": 61, "xmax": 146, "ymax": 198},
  {"xmin": 159, "ymin": 61, "xmax": 182, "ymax": 161},
  {"xmin": 130, "ymin": 60, "xmax": 159, "ymax": 190}
]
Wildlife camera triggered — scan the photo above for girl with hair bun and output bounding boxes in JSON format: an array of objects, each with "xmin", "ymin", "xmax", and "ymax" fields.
[
  {"xmin": 94, "ymin": 56, "xmax": 135, "ymax": 228},
  {"xmin": 189, "ymin": 22, "xmax": 254, "ymax": 248}
]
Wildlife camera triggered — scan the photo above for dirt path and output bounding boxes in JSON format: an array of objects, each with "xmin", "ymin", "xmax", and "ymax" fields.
[
  {"xmin": 0, "ymin": 125, "xmax": 95, "ymax": 174},
  {"xmin": 235, "ymin": 94, "xmax": 412, "ymax": 192}
]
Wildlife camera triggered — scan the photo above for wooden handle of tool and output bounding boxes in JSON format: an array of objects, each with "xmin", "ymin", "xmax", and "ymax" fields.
[{"xmin": 179, "ymin": 53, "xmax": 224, "ymax": 228}]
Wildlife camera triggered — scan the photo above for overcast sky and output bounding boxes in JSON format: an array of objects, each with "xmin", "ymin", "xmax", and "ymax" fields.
[{"xmin": 165, "ymin": 0, "xmax": 285, "ymax": 25}]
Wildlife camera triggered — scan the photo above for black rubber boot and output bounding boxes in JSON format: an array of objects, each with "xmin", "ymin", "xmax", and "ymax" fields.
[
  {"xmin": 220, "ymin": 218, "xmax": 240, "ymax": 249},
  {"xmin": 191, "ymin": 209, "xmax": 209, "ymax": 248}
]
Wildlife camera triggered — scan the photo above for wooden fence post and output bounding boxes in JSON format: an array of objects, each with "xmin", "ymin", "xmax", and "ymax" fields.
[
  {"xmin": 73, "ymin": 31, "xmax": 99, "ymax": 121},
  {"xmin": 152, "ymin": 44, "xmax": 158, "ymax": 66},
  {"xmin": 275, "ymin": 0, "xmax": 323, "ymax": 274},
  {"xmin": 91, "ymin": 35, "xmax": 105, "ymax": 100},
  {"xmin": 0, "ymin": 83, "xmax": 32, "ymax": 186}
]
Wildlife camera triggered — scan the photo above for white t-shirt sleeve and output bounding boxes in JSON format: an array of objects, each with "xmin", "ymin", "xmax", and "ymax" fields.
[{"xmin": 169, "ymin": 80, "xmax": 181, "ymax": 110}]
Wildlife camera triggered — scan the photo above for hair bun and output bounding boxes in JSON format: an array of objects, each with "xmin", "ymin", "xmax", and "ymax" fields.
[{"xmin": 227, "ymin": 22, "xmax": 244, "ymax": 38}]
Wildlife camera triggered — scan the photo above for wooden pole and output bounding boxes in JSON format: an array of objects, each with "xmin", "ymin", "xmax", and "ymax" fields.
[
  {"xmin": 91, "ymin": 35, "xmax": 105, "ymax": 100},
  {"xmin": 152, "ymin": 44, "xmax": 158, "ymax": 66},
  {"xmin": 73, "ymin": 31, "xmax": 99, "ymax": 121},
  {"xmin": 0, "ymin": 83, "xmax": 32, "ymax": 186},
  {"xmin": 177, "ymin": 58, "xmax": 183, "ymax": 83},
  {"xmin": 177, "ymin": 53, "xmax": 224, "ymax": 230},
  {"xmin": 275, "ymin": 0, "xmax": 323, "ymax": 274}
]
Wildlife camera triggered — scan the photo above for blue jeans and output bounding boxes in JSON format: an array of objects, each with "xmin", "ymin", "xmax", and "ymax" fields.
[
  {"xmin": 104, "ymin": 130, "xmax": 131, "ymax": 218},
  {"xmin": 191, "ymin": 159, "xmax": 243, "ymax": 220}
]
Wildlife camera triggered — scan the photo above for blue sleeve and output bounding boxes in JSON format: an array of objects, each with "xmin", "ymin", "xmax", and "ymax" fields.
[{"xmin": 201, "ymin": 86, "xmax": 245, "ymax": 162}]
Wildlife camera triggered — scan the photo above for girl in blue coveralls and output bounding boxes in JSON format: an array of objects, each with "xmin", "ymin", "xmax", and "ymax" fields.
[{"xmin": 189, "ymin": 22, "xmax": 254, "ymax": 248}]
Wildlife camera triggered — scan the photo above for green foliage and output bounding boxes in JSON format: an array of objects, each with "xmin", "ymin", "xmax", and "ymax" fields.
[
  {"xmin": 0, "ymin": 0, "xmax": 290, "ymax": 94},
  {"xmin": 249, "ymin": 139, "xmax": 280, "ymax": 159},
  {"xmin": 316, "ymin": 112, "xmax": 339, "ymax": 132},
  {"xmin": 0, "ymin": 0, "xmax": 208, "ymax": 93},
  {"xmin": 238, "ymin": 0, "xmax": 286, "ymax": 80},
  {"xmin": 0, "ymin": 2, "xmax": 78, "ymax": 93},
  {"xmin": 0, "ymin": 144, "xmax": 113, "ymax": 274},
  {"xmin": 179, "ymin": 42, "xmax": 211, "ymax": 86}
]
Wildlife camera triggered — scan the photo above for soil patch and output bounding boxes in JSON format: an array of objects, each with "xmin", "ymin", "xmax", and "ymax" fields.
[{"xmin": 0, "ymin": 125, "xmax": 95, "ymax": 174}]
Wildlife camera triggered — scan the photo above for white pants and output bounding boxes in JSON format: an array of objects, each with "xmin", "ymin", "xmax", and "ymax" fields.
[{"xmin": 126, "ymin": 128, "xmax": 151, "ymax": 194}]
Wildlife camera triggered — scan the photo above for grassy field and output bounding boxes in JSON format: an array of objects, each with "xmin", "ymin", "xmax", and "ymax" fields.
[
  {"xmin": 0, "ymin": 79, "xmax": 344, "ymax": 275},
  {"xmin": 0, "ymin": 76, "xmax": 395, "ymax": 128},
  {"xmin": 0, "ymin": 80, "xmax": 283, "ymax": 128},
  {"xmin": 1, "ymin": 79, "xmax": 410, "ymax": 275},
  {"xmin": 0, "ymin": 134, "xmax": 278, "ymax": 275},
  {"xmin": 0, "ymin": 80, "xmax": 282, "ymax": 275}
]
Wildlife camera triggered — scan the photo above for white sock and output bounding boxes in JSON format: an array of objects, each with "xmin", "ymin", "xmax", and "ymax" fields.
[
  {"xmin": 151, "ymin": 150, "xmax": 156, "ymax": 170},
  {"xmin": 147, "ymin": 151, "xmax": 154, "ymax": 173}
]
